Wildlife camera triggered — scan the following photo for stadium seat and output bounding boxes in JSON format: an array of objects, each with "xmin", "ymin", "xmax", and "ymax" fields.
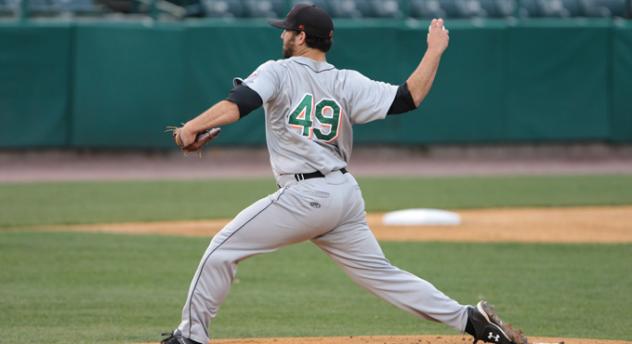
[
  {"xmin": 461, "ymin": 0, "xmax": 488, "ymax": 17},
  {"xmin": 516, "ymin": 0, "xmax": 536, "ymax": 17},
  {"xmin": 56, "ymin": 0, "xmax": 100, "ymax": 14},
  {"xmin": 518, "ymin": 0, "xmax": 573, "ymax": 17},
  {"xmin": 243, "ymin": 0, "xmax": 285, "ymax": 18},
  {"xmin": 350, "ymin": 0, "xmax": 373, "ymax": 17},
  {"xmin": 536, "ymin": 0, "xmax": 568, "ymax": 17},
  {"xmin": 326, "ymin": 0, "xmax": 363, "ymax": 18},
  {"xmin": 0, "ymin": 0, "xmax": 13, "ymax": 15},
  {"xmin": 369, "ymin": 0, "xmax": 402, "ymax": 18},
  {"xmin": 478, "ymin": 0, "xmax": 516, "ymax": 17},
  {"xmin": 201, "ymin": 0, "xmax": 244, "ymax": 17},
  {"xmin": 348, "ymin": 0, "xmax": 402, "ymax": 18},
  {"xmin": 409, "ymin": 0, "xmax": 447, "ymax": 19},
  {"xmin": 27, "ymin": 0, "xmax": 60, "ymax": 15},
  {"xmin": 440, "ymin": 0, "xmax": 486, "ymax": 18},
  {"xmin": 579, "ymin": 0, "xmax": 627, "ymax": 17},
  {"xmin": 565, "ymin": 0, "xmax": 585, "ymax": 16},
  {"xmin": 438, "ymin": 0, "xmax": 464, "ymax": 17},
  {"xmin": 163, "ymin": 0, "xmax": 205, "ymax": 17},
  {"xmin": 291, "ymin": 0, "xmax": 331, "ymax": 14}
]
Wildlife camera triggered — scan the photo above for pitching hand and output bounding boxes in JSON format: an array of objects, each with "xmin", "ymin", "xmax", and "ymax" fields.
[{"xmin": 427, "ymin": 18, "xmax": 449, "ymax": 55}]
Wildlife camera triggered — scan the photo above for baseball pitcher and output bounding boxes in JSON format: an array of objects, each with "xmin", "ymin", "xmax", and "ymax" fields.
[{"xmin": 162, "ymin": 4, "xmax": 527, "ymax": 344}]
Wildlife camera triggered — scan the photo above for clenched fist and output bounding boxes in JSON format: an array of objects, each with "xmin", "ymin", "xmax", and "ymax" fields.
[
  {"xmin": 427, "ymin": 18, "xmax": 449, "ymax": 55},
  {"xmin": 167, "ymin": 125, "xmax": 221, "ymax": 153}
]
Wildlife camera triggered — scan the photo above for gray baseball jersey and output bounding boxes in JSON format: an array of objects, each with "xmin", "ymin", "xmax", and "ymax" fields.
[
  {"xmin": 174, "ymin": 56, "xmax": 469, "ymax": 344},
  {"xmin": 242, "ymin": 56, "xmax": 398, "ymax": 184}
]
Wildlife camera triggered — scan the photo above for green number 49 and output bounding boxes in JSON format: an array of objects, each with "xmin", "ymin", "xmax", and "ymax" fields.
[{"xmin": 288, "ymin": 93, "xmax": 342, "ymax": 142}]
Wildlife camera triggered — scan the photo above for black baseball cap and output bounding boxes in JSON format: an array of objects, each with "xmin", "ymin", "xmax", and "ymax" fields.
[{"xmin": 269, "ymin": 4, "xmax": 334, "ymax": 39}]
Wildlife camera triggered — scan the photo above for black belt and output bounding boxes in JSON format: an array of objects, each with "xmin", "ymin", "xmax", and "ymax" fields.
[{"xmin": 294, "ymin": 168, "xmax": 347, "ymax": 181}]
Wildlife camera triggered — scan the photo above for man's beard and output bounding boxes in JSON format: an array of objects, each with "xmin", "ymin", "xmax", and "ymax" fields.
[{"xmin": 283, "ymin": 39, "xmax": 295, "ymax": 58}]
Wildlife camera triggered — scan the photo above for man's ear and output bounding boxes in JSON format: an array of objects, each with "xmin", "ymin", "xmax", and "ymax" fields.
[{"xmin": 297, "ymin": 31, "xmax": 307, "ymax": 45}]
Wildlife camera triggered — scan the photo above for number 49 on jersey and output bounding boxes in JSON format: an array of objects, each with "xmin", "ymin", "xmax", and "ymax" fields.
[{"xmin": 288, "ymin": 93, "xmax": 342, "ymax": 142}]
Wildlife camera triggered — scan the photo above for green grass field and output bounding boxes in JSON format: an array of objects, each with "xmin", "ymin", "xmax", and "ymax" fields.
[
  {"xmin": 1, "ymin": 175, "xmax": 631, "ymax": 343},
  {"xmin": 0, "ymin": 232, "xmax": 630, "ymax": 343},
  {"xmin": 1, "ymin": 175, "xmax": 632, "ymax": 227}
]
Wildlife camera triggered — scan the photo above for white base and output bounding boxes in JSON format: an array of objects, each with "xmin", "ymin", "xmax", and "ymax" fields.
[{"xmin": 382, "ymin": 208, "xmax": 461, "ymax": 226}]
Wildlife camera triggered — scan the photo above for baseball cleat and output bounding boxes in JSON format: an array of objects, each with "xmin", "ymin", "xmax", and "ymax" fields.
[
  {"xmin": 466, "ymin": 300, "xmax": 528, "ymax": 344},
  {"xmin": 160, "ymin": 329, "xmax": 202, "ymax": 344}
]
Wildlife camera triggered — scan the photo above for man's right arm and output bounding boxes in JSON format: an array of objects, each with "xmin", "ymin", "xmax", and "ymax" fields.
[
  {"xmin": 177, "ymin": 60, "xmax": 280, "ymax": 147},
  {"xmin": 178, "ymin": 100, "xmax": 241, "ymax": 148}
]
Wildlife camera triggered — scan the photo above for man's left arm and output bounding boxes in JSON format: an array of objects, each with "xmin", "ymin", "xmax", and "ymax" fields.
[{"xmin": 388, "ymin": 18, "xmax": 449, "ymax": 115}]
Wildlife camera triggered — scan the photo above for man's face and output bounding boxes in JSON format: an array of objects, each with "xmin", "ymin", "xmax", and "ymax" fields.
[{"xmin": 281, "ymin": 30, "xmax": 297, "ymax": 58}]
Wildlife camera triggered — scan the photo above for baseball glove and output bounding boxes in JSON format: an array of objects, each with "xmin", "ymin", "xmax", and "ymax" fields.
[{"xmin": 165, "ymin": 125, "xmax": 221, "ymax": 153}]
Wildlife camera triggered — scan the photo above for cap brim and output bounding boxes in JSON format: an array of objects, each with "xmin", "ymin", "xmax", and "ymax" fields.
[{"xmin": 269, "ymin": 19, "xmax": 290, "ymax": 30}]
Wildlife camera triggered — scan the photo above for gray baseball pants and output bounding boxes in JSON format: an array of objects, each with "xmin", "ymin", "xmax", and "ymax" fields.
[{"xmin": 177, "ymin": 171, "xmax": 469, "ymax": 344}]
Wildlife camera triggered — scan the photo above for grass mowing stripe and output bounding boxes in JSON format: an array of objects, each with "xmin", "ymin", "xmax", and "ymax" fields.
[
  {"xmin": 1, "ymin": 175, "xmax": 632, "ymax": 227},
  {"xmin": 360, "ymin": 175, "xmax": 632, "ymax": 211},
  {"xmin": 0, "ymin": 231, "xmax": 630, "ymax": 343}
]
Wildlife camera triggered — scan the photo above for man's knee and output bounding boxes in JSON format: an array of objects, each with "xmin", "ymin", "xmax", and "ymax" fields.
[{"xmin": 203, "ymin": 249, "xmax": 238, "ymax": 271}]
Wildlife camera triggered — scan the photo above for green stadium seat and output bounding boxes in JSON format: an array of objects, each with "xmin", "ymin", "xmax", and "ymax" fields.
[
  {"xmin": 539, "ymin": 0, "xmax": 570, "ymax": 17},
  {"xmin": 409, "ymin": 0, "xmax": 447, "ymax": 19},
  {"xmin": 164, "ymin": 0, "xmax": 205, "ymax": 17},
  {"xmin": 57, "ymin": 0, "xmax": 100, "ymax": 15},
  {"xmin": 517, "ymin": 0, "xmax": 536, "ymax": 17},
  {"xmin": 441, "ymin": 0, "xmax": 487, "ymax": 18},
  {"xmin": 356, "ymin": 0, "xmax": 403, "ymax": 18},
  {"xmin": 326, "ymin": 0, "xmax": 363, "ymax": 18},
  {"xmin": 243, "ymin": 0, "xmax": 286, "ymax": 18},
  {"xmin": 439, "ymin": 0, "xmax": 465, "ymax": 17},
  {"xmin": 479, "ymin": 0, "xmax": 516, "ymax": 18},
  {"xmin": 518, "ymin": 0, "xmax": 573, "ymax": 17},
  {"xmin": 579, "ymin": 0, "xmax": 627, "ymax": 17},
  {"xmin": 562, "ymin": 0, "xmax": 582, "ymax": 16},
  {"xmin": 28, "ymin": 0, "xmax": 53, "ymax": 11},
  {"xmin": 27, "ymin": 0, "xmax": 61, "ymax": 15},
  {"xmin": 202, "ymin": 0, "xmax": 244, "ymax": 17},
  {"xmin": 292, "ymin": 0, "xmax": 331, "ymax": 15},
  {"xmin": 0, "ymin": 0, "xmax": 15, "ymax": 15}
]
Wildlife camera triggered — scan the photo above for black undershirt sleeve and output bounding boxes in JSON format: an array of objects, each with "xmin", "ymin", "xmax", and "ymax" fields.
[
  {"xmin": 226, "ymin": 84, "xmax": 263, "ymax": 118},
  {"xmin": 387, "ymin": 82, "xmax": 417, "ymax": 115}
]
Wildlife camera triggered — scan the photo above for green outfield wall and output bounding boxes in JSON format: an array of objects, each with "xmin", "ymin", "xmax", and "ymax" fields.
[{"xmin": 0, "ymin": 19, "xmax": 630, "ymax": 148}]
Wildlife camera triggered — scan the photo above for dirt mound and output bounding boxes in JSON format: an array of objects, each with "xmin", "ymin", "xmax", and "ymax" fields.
[{"xmin": 41, "ymin": 206, "xmax": 632, "ymax": 243}]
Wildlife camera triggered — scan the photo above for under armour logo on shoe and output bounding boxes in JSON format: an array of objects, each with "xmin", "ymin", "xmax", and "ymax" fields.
[
  {"xmin": 309, "ymin": 202, "xmax": 321, "ymax": 208},
  {"xmin": 488, "ymin": 332, "xmax": 500, "ymax": 342}
]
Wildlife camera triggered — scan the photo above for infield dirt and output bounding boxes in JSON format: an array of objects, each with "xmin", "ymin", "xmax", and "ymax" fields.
[{"xmin": 42, "ymin": 206, "xmax": 632, "ymax": 243}]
